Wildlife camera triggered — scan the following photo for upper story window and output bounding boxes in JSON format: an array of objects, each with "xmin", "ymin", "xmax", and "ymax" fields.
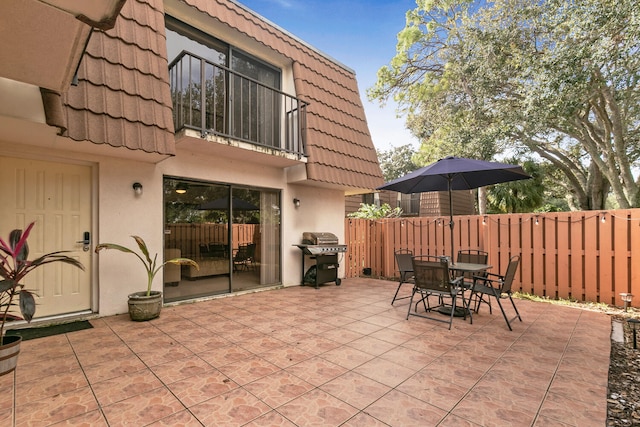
[
  {"xmin": 166, "ymin": 17, "xmax": 280, "ymax": 90},
  {"xmin": 165, "ymin": 16, "xmax": 306, "ymax": 156}
]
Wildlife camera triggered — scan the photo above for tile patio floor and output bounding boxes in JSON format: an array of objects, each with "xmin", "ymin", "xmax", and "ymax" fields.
[{"xmin": 0, "ymin": 277, "xmax": 611, "ymax": 426}]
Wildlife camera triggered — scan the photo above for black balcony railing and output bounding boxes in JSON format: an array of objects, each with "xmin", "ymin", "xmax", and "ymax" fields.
[{"xmin": 169, "ymin": 51, "xmax": 308, "ymax": 157}]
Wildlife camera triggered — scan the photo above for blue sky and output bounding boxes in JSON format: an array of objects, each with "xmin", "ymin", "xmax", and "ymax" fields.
[{"xmin": 236, "ymin": 0, "xmax": 420, "ymax": 152}]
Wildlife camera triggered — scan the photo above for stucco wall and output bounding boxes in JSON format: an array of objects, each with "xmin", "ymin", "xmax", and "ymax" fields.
[{"xmin": 94, "ymin": 150, "xmax": 347, "ymax": 316}]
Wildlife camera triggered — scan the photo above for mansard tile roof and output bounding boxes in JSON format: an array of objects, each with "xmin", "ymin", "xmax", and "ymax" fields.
[
  {"xmin": 61, "ymin": 0, "xmax": 175, "ymax": 154},
  {"xmin": 59, "ymin": 0, "xmax": 382, "ymax": 190}
]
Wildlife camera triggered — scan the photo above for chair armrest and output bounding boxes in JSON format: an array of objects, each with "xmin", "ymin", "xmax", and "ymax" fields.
[
  {"xmin": 471, "ymin": 275, "xmax": 502, "ymax": 290},
  {"xmin": 450, "ymin": 276, "xmax": 464, "ymax": 287}
]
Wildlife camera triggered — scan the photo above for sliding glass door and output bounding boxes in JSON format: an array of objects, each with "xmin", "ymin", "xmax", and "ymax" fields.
[{"xmin": 163, "ymin": 177, "xmax": 281, "ymax": 302}]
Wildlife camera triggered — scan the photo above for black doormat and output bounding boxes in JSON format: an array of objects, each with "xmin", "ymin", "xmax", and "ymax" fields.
[{"xmin": 5, "ymin": 320, "xmax": 93, "ymax": 341}]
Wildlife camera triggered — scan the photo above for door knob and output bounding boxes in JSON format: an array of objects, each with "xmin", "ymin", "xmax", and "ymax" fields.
[{"xmin": 76, "ymin": 231, "xmax": 90, "ymax": 252}]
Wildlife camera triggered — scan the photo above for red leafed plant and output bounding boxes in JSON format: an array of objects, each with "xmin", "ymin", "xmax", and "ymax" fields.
[{"xmin": 0, "ymin": 222, "xmax": 84, "ymax": 343}]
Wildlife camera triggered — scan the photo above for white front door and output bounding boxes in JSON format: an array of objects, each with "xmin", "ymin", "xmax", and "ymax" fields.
[{"xmin": 0, "ymin": 156, "xmax": 92, "ymax": 318}]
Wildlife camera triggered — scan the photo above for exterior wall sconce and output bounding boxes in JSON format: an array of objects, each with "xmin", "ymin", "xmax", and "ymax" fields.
[
  {"xmin": 293, "ymin": 198, "xmax": 300, "ymax": 208},
  {"xmin": 620, "ymin": 293, "xmax": 634, "ymax": 311},
  {"xmin": 628, "ymin": 318, "xmax": 640, "ymax": 349},
  {"xmin": 132, "ymin": 182, "xmax": 143, "ymax": 196}
]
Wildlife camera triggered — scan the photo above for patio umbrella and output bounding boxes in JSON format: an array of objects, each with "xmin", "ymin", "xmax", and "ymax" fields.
[
  {"xmin": 377, "ymin": 156, "xmax": 531, "ymax": 258},
  {"xmin": 197, "ymin": 197, "xmax": 258, "ymax": 211}
]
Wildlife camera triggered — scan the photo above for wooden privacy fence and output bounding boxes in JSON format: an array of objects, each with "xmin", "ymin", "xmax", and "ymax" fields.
[
  {"xmin": 165, "ymin": 223, "xmax": 257, "ymax": 258},
  {"xmin": 344, "ymin": 209, "xmax": 640, "ymax": 307}
]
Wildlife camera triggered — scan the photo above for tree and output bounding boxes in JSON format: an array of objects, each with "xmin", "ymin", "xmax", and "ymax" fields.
[
  {"xmin": 377, "ymin": 144, "xmax": 419, "ymax": 181},
  {"xmin": 348, "ymin": 203, "xmax": 403, "ymax": 219},
  {"xmin": 486, "ymin": 158, "xmax": 545, "ymax": 213},
  {"xmin": 369, "ymin": 0, "xmax": 640, "ymax": 210}
]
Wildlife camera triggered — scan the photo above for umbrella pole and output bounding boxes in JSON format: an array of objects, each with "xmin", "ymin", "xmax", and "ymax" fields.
[{"xmin": 448, "ymin": 179, "xmax": 455, "ymax": 260}]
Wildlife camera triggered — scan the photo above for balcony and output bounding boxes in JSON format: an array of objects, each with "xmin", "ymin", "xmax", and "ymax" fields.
[{"xmin": 169, "ymin": 51, "xmax": 308, "ymax": 159}]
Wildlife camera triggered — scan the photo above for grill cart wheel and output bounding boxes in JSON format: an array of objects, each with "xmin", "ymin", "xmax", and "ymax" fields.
[{"xmin": 336, "ymin": 278, "xmax": 341, "ymax": 286}]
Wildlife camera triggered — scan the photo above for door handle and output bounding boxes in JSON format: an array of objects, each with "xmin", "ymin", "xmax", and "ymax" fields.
[{"xmin": 76, "ymin": 231, "xmax": 90, "ymax": 252}]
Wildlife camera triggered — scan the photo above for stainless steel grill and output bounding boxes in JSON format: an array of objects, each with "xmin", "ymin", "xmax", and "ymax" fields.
[
  {"xmin": 294, "ymin": 232, "xmax": 346, "ymax": 288},
  {"xmin": 298, "ymin": 232, "xmax": 347, "ymax": 255}
]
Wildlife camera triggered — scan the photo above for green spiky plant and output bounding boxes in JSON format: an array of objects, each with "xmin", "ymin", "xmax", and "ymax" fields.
[
  {"xmin": 95, "ymin": 236, "xmax": 199, "ymax": 297},
  {"xmin": 0, "ymin": 222, "xmax": 85, "ymax": 343}
]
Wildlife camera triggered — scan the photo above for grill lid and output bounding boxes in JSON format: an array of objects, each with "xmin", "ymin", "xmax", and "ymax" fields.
[{"xmin": 302, "ymin": 232, "xmax": 339, "ymax": 245}]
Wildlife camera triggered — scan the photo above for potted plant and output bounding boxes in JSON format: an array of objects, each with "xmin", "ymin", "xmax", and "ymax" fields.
[
  {"xmin": 0, "ymin": 222, "xmax": 84, "ymax": 375},
  {"xmin": 95, "ymin": 236, "xmax": 198, "ymax": 321}
]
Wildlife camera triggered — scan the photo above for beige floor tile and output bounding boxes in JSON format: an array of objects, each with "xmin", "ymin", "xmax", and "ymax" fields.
[
  {"xmin": 364, "ymin": 389, "xmax": 447, "ymax": 427},
  {"xmin": 243, "ymin": 410, "xmax": 298, "ymax": 426},
  {"xmin": 243, "ymin": 370, "xmax": 315, "ymax": 408},
  {"xmin": 352, "ymin": 357, "xmax": 417, "ymax": 387},
  {"xmin": 16, "ymin": 386, "xmax": 98, "ymax": 426},
  {"xmin": 277, "ymin": 389, "xmax": 358, "ymax": 426},
  {"xmin": 166, "ymin": 368, "xmax": 239, "ymax": 407},
  {"xmin": 190, "ymin": 387, "xmax": 271, "ymax": 426},
  {"xmin": 91, "ymin": 368, "xmax": 163, "ymax": 406},
  {"xmin": 100, "ymin": 387, "xmax": 184, "ymax": 425},
  {"xmin": 217, "ymin": 354, "xmax": 282, "ymax": 386},
  {"xmin": 320, "ymin": 345, "xmax": 376, "ymax": 370},
  {"xmin": 286, "ymin": 356, "xmax": 348, "ymax": 386},
  {"xmin": 6, "ymin": 279, "xmax": 614, "ymax": 427},
  {"xmin": 319, "ymin": 371, "xmax": 391, "ymax": 410}
]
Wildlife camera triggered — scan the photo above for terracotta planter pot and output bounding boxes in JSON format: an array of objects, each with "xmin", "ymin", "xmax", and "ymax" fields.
[
  {"xmin": 0, "ymin": 335, "xmax": 21, "ymax": 376},
  {"xmin": 128, "ymin": 291, "xmax": 162, "ymax": 321}
]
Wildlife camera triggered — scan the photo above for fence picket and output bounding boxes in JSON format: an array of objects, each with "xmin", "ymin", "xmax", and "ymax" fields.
[{"xmin": 344, "ymin": 209, "xmax": 640, "ymax": 307}]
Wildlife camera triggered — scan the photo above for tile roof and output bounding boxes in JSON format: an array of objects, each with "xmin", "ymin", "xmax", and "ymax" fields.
[
  {"xmin": 56, "ymin": 0, "xmax": 383, "ymax": 190},
  {"xmin": 184, "ymin": 0, "xmax": 383, "ymax": 190},
  {"xmin": 61, "ymin": 0, "xmax": 175, "ymax": 155}
]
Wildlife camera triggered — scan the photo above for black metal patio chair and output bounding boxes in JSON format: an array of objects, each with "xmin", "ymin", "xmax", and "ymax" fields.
[
  {"xmin": 470, "ymin": 255, "xmax": 522, "ymax": 331},
  {"xmin": 392, "ymin": 249, "xmax": 414, "ymax": 305},
  {"xmin": 407, "ymin": 255, "xmax": 472, "ymax": 330}
]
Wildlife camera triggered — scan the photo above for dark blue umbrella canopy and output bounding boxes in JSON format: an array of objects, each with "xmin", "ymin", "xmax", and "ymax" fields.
[
  {"xmin": 377, "ymin": 156, "xmax": 531, "ymax": 194},
  {"xmin": 377, "ymin": 156, "xmax": 531, "ymax": 258}
]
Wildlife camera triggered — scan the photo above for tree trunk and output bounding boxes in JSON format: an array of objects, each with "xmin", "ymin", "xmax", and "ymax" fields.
[{"xmin": 477, "ymin": 187, "xmax": 487, "ymax": 214}]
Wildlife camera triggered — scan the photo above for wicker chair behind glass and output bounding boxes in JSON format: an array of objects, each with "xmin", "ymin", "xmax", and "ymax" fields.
[
  {"xmin": 392, "ymin": 249, "xmax": 414, "ymax": 305},
  {"xmin": 407, "ymin": 255, "xmax": 472, "ymax": 330}
]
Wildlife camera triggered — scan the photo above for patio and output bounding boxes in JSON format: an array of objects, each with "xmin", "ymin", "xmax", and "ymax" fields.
[{"xmin": 0, "ymin": 277, "xmax": 610, "ymax": 426}]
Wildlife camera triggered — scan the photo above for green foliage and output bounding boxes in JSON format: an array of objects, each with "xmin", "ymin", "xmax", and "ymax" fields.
[
  {"xmin": 0, "ymin": 222, "xmax": 84, "ymax": 341},
  {"xmin": 95, "ymin": 236, "xmax": 199, "ymax": 296},
  {"xmin": 377, "ymin": 144, "xmax": 419, "ymax": 181},
  {"xmin": 486, "ymin": 158, "xmax": 544, "ymax": 213},
  {"xmin": 348, "ymin": 203, "xmax": 403, "ymax": 219},
  {"xmin": 369, "ymin": 0, "xmax": 640, "ymax": 210}
]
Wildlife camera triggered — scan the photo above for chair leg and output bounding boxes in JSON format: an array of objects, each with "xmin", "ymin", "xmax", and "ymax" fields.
[
  {"xmin": 461, "ymin": 292, "xmax": 473, "ymax": 325},
  {"xmin": 415, "ymin": 292, "xmax": 429, "ymax": 313},
  {"xmin": 446, "ymin": 296, "xmax": 456, "ymax": 330},
  {"xmin": 392, "ymin": 279, "xmax": 408, "ymax": 305},
  {"xmin": 493, "ymin": 293, "xmax": 513, "ymax": 331},
  {"xmin": 406, "ymin": 287, "xmax": 417, "ymax": 320},
  {"xmin": 507, "ymin": 294, "xmax": 522, "ymax": 322},
  {"xmin": 391, "ymin": 281, "xmax": 403, "ymax": 304}
]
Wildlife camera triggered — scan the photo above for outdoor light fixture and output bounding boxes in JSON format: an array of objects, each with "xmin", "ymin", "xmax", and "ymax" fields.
[
  {"xmin": 175, "ymin": 183, "xmax": 188, "ymax": 194},
  {"xmin": 535, "ymin": 216, "xmax": 539, "ymax": 225},
  {"xmin": 293, "ymin": 198, "xmax": 300, "ymax": 208},
  {"xmin": 620, "ymin": 293, "xmax": 634, "ymax": 311},
  {"xmin": 628, "ymin": 318, "xmax": 640, "ymax": 350},
  {"xmin": 132, "ymin": 182, "xmax": 143, "ymax": 196},
  {"xmin": 601, "ymin": 213, "xmax": 606, "ymax": 223}
]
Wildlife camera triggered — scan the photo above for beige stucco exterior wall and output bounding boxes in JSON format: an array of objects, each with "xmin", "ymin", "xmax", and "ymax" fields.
[{"xmin": 0, "ymin": 135, "xmax": 347, "ymax": 317}]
